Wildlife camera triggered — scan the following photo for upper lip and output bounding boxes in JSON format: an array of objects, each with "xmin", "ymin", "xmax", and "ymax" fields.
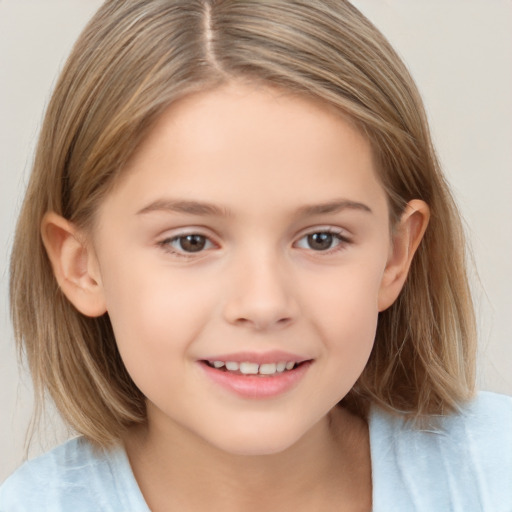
[{"xmin": 200, "ymin": 351, "xmax": 311, "ymax": 365}]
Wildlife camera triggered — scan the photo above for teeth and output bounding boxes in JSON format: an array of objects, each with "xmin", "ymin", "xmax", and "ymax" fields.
[
  {"xmin": 239, "ymin": 362, "xmax": 259, "ymax": 375},
  {"xmin": 209, "ymin": 360, "xmax": 298, "ymax": 375},
  {"xmin": 259, "ymin": 363, "xmax": 277, "ymax": 375}
]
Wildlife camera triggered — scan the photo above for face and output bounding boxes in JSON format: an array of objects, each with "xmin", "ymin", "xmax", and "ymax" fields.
[{"xmin": 88, "ymin": 83, "xmax": 397, "ymax": 455}]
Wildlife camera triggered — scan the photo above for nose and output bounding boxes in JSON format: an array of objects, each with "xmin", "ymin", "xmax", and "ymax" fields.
[{"xmin": 222, "ymin": 252, "xmax": 298, "ymax": 332}]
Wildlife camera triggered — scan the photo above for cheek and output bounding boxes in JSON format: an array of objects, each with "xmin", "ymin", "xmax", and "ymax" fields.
[
  {"xmin": 99, "ymin": 259, "xmax": 216, "ymax": 373},
  {"xmin": 307, "ymin": 259, "xmax": 383, "ymax": 337},
  {"xmin": 303, "ymin": 258, "xmax": 385, "ymax": 394}
]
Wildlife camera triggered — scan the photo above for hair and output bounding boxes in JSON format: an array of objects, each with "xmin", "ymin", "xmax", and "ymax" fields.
[{"xmin": 10, "ymin": 0, "xmax": 476, "ymax": 448}]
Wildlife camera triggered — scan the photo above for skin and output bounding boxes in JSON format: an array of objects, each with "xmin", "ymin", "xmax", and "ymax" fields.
[{"xmin": 42, "ymin": 82, "xmax": 429, "ymax": 511}]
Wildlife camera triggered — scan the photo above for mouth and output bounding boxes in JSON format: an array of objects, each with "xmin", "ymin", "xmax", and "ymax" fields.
[
  {"xmin": 199, "ymin": 355, "xmax": 312, "ymax": 398},
  {"xmin": 202, "ymin": 360, "xmax": 305, "ymax": 376}
]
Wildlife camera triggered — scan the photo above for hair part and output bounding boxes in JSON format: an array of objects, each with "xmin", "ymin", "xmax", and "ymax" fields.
[{"xmin": 11, "ymin": 0, "xmax": 476, "ymax": 448}]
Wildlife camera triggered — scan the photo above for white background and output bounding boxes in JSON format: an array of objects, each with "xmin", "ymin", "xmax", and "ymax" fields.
[{"xmin": 1, "ymin": 0, "xmax": 511, "ymax": 482}]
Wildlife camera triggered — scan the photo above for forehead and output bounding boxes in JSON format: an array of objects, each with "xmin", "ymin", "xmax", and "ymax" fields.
[
  {"xmin": 102, "ymin": 82, "xmax": 388, "ymax": 220},
  {"xmin": 133, "ymin": 82, "xmax": 368, "ymax": 167}
]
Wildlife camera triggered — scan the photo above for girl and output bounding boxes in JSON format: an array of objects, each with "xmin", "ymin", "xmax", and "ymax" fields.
[{"xmin": 1, "ymin": 0, "xmax": 511, "ymax": 510}]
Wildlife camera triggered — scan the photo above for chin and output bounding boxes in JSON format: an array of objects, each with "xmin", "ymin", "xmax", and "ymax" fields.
[{"xmin": 204, "ymin": 422, "xmax": 312, "ymax": 457}]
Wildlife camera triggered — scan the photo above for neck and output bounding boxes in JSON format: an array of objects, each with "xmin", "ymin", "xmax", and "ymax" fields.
[{"xmin": 124, "ymin": 406, "xmax": 372, "ymax": 512}]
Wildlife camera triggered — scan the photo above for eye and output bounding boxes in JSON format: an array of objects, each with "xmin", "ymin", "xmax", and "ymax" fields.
[
  {"xmin": 294, "ymin": 230, "xmax": 349, "ymax": 252},
  {"xmin": 160, "ymin": 233, "xmax": 215, "ymax": 255}
]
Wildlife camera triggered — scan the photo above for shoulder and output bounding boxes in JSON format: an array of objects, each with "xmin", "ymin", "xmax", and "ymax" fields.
[
  {"xmin": 369, "ymin": 392, "xmax": 512, "ymax": 512},
  {"xmin": 0, "ymin": 437, "xmax": 149, "ymax": 512}
]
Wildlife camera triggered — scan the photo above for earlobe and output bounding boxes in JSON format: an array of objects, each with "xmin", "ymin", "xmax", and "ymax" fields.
[
  {"xmin": 378, "ymin": 199, "xmax": 430, "ymax": 311},
  {"xmin": 41, "ymin": 212, "xmax": 107, "ymax": 317}
]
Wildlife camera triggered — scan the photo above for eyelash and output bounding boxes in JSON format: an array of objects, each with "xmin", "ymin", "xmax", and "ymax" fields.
[
  {"xmin": 158, "ymin": 232, "xmax": 216, "ymax": 258},
  {"xmin": 294, "ymin": 228, "xmax": 351, "ymax": 254},
  {"xmin": 157, "ymin": 228, "xmax": 351, "ymax": 258}
]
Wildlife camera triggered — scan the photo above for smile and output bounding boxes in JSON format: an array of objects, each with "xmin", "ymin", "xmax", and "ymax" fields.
[
  {"xmin": 200, "ymin": 355, "xmax": 312, "ymax": 399},
  {"xmin": 205, "ymin": 360, "xmax": 298, "ymax": 375}
]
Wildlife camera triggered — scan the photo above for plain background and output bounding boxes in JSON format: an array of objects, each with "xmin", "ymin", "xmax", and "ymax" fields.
[{"xmin": 1, "ymin": 0, "xmax": 511, "ymax": 482}]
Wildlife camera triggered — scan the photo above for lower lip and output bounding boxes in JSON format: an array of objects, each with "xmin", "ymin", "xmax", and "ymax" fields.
[{"xmin": 200, "ymin": 361, "xmax": 311, "ymax": 399}]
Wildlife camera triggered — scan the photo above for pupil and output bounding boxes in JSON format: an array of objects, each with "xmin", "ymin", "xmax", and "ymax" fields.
[
  {"xmin": 180, "ymin": 235, "xmax": 206, "ymax": 252},
  {"xmin": 308, "ymin": 233, "xmax": 333, "ymax": 251}
]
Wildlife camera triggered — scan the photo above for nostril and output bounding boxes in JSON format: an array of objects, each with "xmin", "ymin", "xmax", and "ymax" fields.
[
  {"xmin": 222, "ymin": 291, "xmax": 298, "ymax": 330},
  {"xmin": 232, "ymin": 315, "xmax": 292, "ymax": 331}
]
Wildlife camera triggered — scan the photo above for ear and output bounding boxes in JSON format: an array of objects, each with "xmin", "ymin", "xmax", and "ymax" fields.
[
  {"xmin": 41, "ymin": 212, "xmax": 107, "ymax": 317},
  {"xmin": 378, "ymin": 199, "xmax": 430, "ymax": 311}
]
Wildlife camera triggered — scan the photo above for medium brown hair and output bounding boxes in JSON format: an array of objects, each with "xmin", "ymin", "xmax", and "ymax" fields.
[{"xmin": 10, "ymin": 0, "xmax": 476, "ymax": 447}]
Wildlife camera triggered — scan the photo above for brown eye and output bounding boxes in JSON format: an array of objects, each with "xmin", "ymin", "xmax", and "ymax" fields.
[
  {"xmin": 294, "ymin": 230, "xmax": 349, "ymax": 253},
  {"xmin": 306, "ymin": 232, "xmax": 335, "ymax": 251},
  {"xmin": 177, "ymin": 234, "xmax": 207, "ymax": 252},
  {"xmin": 160, "ymin": 231, "xmax": 216, "ymax": 257}
]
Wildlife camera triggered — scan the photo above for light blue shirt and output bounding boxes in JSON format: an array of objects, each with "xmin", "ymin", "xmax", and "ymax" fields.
[{"xmin": 1, "ymin": 392, "xmax": 511, "ymax": 511}]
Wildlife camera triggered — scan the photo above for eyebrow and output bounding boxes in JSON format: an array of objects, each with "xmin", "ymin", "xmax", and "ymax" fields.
[
  {"xmin": 296, "ymin": 199, "xmax": 372, "ymax": 216},
  {"xmin": 136, "ymin": 198, "xmax": 372, "ymax": 217},
  {"xmin": 137, "ymin": 199, "xmax": 231, "ymax": 217}
]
